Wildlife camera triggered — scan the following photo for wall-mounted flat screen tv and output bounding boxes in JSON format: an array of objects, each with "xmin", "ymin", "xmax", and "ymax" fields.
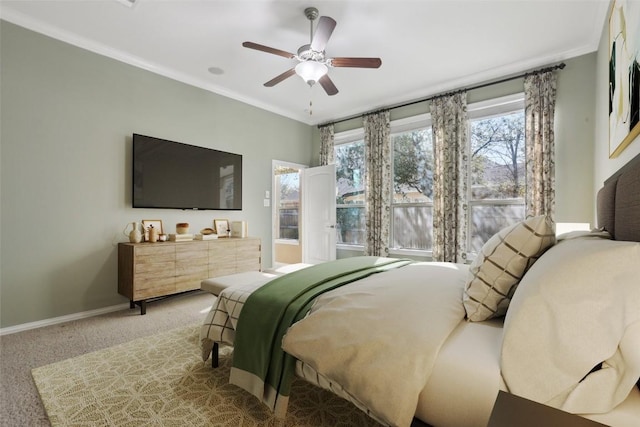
[{"xmin": 132, "ymin": 134, "xmax": 242, "ymax": 210}]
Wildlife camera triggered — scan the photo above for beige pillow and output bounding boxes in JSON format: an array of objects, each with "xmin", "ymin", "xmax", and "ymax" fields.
[{"xmin": 463, "ymin": 215, "xmax": 555, "ymax": 321}]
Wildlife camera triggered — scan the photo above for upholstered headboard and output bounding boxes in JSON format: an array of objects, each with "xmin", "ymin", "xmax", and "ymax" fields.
[{"xmin": 597, "ymin": 152, "xmax": 640, "ymax": 242}]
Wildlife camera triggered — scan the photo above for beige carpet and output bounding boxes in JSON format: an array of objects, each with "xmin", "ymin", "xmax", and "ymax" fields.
[{"xmin": 32, "ymin": 324, "xmax": 382, "ymax": 427}]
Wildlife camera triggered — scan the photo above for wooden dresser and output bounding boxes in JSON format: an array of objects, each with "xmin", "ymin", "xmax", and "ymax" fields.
[{"xmin": 118, "ymin": 237, "xmax": 261, "ymax": 314}]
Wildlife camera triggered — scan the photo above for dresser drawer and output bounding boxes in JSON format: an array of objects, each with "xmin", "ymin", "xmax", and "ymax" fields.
[{"xmin": 118, "ymin": 238, "xmax": 262, "ymax": 314}]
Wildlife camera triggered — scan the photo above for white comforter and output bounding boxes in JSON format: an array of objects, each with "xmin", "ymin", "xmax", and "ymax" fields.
[{"xmin": 281, "ymin": 262, "xmax": 468, "ymax": 427}]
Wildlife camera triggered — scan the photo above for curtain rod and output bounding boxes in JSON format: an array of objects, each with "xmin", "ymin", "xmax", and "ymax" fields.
[{"xmin": 319, "ymin": 62, "xmax": 566, "ymax": 128}]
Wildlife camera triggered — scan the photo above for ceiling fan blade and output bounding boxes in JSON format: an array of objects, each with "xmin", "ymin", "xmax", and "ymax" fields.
[
  {"xmin": 242, "ymin": 41, "xmax": 295, "ymax": 59},
  {"xmin": 318, "ymin": 74, "xmax": 339, "ymax": 96},
  {"xmin": 330, "ymin": 57, "xmax": 382, "ymax": 68},
  {"xmin": 310, "ymin": 16, "xmax": 336, "ymax": 52},
  {"xmin": 264, "ymin": 68, "xmax": 297, "ymax": 87}
]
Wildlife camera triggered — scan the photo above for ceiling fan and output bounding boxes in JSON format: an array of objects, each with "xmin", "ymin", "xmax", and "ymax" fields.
[{"xmin": 242, "ymin": 7, "xmax": 382, "ymax": 96}]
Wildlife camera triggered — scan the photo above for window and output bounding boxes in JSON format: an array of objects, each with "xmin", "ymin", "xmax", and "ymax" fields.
[
  {"xmin": 332, "ymin": 94, "xmax": 525, "ymax": 258},
  {"xmin": 334, "ymin": 130, "xmax": 365, "ymax": 246},
  {"xmin": 274, "ymin": 165, "xmax": 301, "ymax": 241},
  {"xmin": 390, "ymin": 115, "xmax": 434, "ymax": 252},
  {"xmin": 467, "ymin": 94, "xmax": 526, "ymax": 254}
]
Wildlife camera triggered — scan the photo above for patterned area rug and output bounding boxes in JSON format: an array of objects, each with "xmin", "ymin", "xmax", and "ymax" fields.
[{"xmin": 32, "ymin": 325, "xmax": 381, "ymax": 427}]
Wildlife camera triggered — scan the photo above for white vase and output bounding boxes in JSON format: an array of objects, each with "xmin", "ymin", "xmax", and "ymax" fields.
[{"xmin": 127, "ymin": 222, "xmax": 142, "ymax": 243}]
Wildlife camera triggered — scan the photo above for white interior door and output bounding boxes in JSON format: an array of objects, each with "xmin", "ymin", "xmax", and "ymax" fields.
[{"xmin": 301, "ymin": 164, "xmax": 336, "ymax": 264}]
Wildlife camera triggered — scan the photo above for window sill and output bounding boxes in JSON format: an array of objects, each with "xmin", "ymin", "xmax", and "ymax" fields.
[
  {"xmin": 337, "ymin": 245, "xmax": 434, "ymax": 260},
  {"xmin": 336, "ymin": 244, "xmax": 364, "ymax": 252},
  {"xmin": 389, "ymin": 248, "xmax": 432, "ymax": 258}
]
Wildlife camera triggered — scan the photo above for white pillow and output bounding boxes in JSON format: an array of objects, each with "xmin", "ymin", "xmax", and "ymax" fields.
[
  {"xmin": 556, "ymin": 229, "xmax": 611, "ymax": 241},
  {"xmin": 501, "ymin": 238, "xmax": 640, "ymax": 413},
  {"xmin": 463, "ymin": 215, "xmax": 555, "ymax": 321}
]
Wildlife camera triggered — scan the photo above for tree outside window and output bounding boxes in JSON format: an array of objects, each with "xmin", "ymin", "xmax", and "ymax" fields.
[
  {"xmin": 391, "ymin": 127, "xmax": 434, "ymax": 251},
  {"xmin": 469, "ymin": 110, "xmax": 526, "ymax": 253},
  {"xmin": 275, "ymin": 166, "xmax": 300, "ymax": 240},
  {"xmin": 335, "ymin": 141, "xmax": 366, "ymax": 245}
]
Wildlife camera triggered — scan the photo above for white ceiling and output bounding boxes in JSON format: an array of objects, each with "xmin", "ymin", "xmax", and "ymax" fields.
[{"xmin": 0, "ymin": 0, "xmax": 610, "ymax": 125}]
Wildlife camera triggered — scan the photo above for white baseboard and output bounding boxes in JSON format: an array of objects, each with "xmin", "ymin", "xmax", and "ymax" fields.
[{"xmin": 0, "ymin": 303, "xmax": 130, "ymax": 336}]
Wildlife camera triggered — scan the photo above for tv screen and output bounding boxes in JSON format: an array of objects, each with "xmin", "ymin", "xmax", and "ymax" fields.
[{"xmin": 132, "ymin": 134, "xmax": 242, "ymax": 210}]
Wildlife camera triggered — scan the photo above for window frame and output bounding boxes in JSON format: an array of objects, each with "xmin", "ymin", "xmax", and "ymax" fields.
[
  {"xmin": 466, "ymin": 93, "xmax": 526, "ymax": 259},
  {"xmin": 389, "ymin": 113, "xmax": 434, "ymax": 257},
  {"xmin": 334, "ymin": 128, "xmax": 366, "ymax": 251}
]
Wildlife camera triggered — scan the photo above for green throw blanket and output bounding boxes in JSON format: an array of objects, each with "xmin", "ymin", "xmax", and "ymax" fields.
[{"xmin": 228, "ymin": 256, "xmax": 413, "ymax": 416}]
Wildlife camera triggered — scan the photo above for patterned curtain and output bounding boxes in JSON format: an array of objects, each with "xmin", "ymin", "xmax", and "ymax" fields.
[
  {"xmin": 430, "ymin": 92, "xmax": 469, "ymax": 263},
  {"xmin": 363, "ymin": 111, "xmax": 391, "ymax": 256},
  {"xmin": 319, "ymin": 124, "xmax": 335, "ymax": 166},
  {"xmin": 524, "ymin": 71, "xmax": 557, "ymax": 218}
]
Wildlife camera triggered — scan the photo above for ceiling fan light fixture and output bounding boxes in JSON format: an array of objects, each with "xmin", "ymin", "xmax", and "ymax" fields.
[{"xmin": 295, "ymin": 61, "xmax": 328, "ymax": 86}]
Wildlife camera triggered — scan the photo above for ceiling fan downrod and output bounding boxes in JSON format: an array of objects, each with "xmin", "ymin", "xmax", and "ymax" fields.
[{"xmin": 304, "ymin": 7, "xmax": 320, "ymax": 43}]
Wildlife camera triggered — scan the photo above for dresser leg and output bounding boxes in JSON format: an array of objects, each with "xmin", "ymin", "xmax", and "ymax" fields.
[{"xmin": 130, "ymin": 300, "xmax": 147, "ymax": 315}]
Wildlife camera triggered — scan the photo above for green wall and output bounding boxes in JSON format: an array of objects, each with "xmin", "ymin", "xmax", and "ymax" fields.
[{"xmin": 0, "ymin": 21, "xmax": 312, "ymax": 328}]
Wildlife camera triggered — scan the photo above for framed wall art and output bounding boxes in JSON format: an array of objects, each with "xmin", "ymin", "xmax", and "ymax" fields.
[{"xmin": 609, "ymin": 0, "xmax": 640, "ymax": 158}]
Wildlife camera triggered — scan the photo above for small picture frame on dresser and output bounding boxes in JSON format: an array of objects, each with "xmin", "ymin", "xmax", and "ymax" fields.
[
  {"xmin": 142, "ymin": 219, "xmax": 163, "ymax": 241},
  {"xmin": 231, "ymin": 221, "xmax": 248, "ymax": 238},
  {"xmin": 213, "ymin": 219, "xmax": 229, "ymax": 237}
]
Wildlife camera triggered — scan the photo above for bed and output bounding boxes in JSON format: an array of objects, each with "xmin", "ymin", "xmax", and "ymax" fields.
[{"xmin": 200, "ymin": 153, "xmax": 640, "ymax": 427}]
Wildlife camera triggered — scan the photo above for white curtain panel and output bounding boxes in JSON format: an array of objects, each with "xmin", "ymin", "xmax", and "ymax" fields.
[
  {"xmin": 319, "ymin": 124, "xmax": 335, "ymax": 166},
  {"xmin": 363, "ymin": 111, "xmax": 391, "ymax": 257},
  {"xmin": 430, "ymin": 92, "xmax": 469, "ymax": 263},
  {"xmin": 524, "ymin": 71, "xmax": 557, "ymax": 218}
]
